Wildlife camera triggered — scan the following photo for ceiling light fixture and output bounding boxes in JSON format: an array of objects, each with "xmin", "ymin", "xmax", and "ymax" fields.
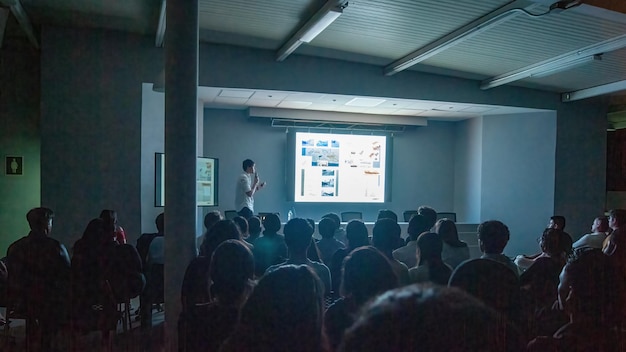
[
  {"xmin": 276, "ymin": 0, "xmax": 348, "ymax": 62},
  {"xmin": 482, "ymin": 32, "xmax": 626, "ymax": 90}
]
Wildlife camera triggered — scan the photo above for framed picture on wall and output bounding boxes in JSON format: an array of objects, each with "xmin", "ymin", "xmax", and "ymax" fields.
[
  {"xmin": 155, "ymin": 153, "xmax": 220, "ymax": 207},
  {"xmin": 5, "ymin": 156, "xmax": 23, "ymax": 176}
]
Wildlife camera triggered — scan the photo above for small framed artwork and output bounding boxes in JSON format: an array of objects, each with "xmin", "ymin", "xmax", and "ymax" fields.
[{"xmin": 5, "ymin": 156, "xmax": 23, "ymax": 176}]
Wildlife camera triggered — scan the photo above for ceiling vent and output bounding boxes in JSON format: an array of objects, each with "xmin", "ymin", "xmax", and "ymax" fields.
[{"xmin": 249, "ymin": 107, "xmax": 427, "ymax": 132}]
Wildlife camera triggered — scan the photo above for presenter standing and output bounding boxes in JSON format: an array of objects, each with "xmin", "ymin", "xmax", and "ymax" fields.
[{"xmin": 235, "ymin": 159, "xmax": 266, "ymax": 219}]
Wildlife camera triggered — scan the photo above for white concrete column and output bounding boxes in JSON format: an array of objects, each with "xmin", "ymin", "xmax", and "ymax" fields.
[{"xmin": 164, "ymin": 0, "xmax": 198, "ymax": 350}]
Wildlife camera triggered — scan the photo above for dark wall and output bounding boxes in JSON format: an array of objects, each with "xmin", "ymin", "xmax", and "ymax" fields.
[{"xmin": 40, "ymin": 26, "xmax": 162, "ymax": 247}]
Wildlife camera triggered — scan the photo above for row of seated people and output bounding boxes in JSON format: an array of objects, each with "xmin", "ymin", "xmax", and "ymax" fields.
[
  {"xmin": 3, "ymin": 207, "xmax": 145, "ymax": 351},
  {"xmin": 179, "ymin": 207, "xmax": 626, "ymax": 351}
]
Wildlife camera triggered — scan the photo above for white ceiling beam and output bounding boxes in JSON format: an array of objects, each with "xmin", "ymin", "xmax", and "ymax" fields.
[
  {"xmin": 0, "ymin": 0, "xmax": 38, "ymax": 49},
  {"xmin": 562, "ymin": 79, "xmax": 626, "ymax": 102},
  {"xmin": 249, "ymin": 107, "xmax": 428, "ymax": 126},
  {"xmin": 276, "ymin": 0, "xmax": 347, "ymax": 62},
  {"xmin": 155, "ymin": 0, "xmax": 166, "ymax": 47},
  {"xmin": 383, "ymin": 0, "xmax": 535, "ymax": 76},
  {"xmin": 481, "ymin": 33, "xmax": 626, "ymax": 90}
]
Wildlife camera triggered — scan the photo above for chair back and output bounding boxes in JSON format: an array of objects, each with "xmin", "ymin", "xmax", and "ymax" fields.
[
  {"xmin": 224, "ymin": 210, "xmax": 238, "ymax": 220},
  {"xmin": 449, "ymin": 258, "xmax": 520, "ymax": 320},
  {"xmin": 437, "ymin": 212, "xmax": 457, "ymax": 222},
  {"xmin": 403, "ymin": 210, "xmax": 418, "ymax": 222},
  {"xmin": 341, "ymin": 211, "xmax": 363, "ymax": 222}
]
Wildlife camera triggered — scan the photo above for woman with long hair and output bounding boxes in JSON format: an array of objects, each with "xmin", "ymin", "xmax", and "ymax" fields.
[
  {"xmin": 408, "ymin": 232, "xmax": 452, "ymax": 285},
  {"xmin": 435, "ymin": 218, "xmax": 469, "ymax": 269}
]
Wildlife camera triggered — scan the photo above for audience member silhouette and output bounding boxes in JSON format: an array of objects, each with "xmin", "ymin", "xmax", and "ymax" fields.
[
  {"xmin": 199, "ymin": 210, "xmax": 223, "ymax": 250},
  {"xmin": 180, "ymin": 240, "xmax": 254, "ymax": 351},
  {"xmin": 221, "ymin": 265, "xmax": 328, "ymax": 352},
  {"xmin": 252, "ymin": 213, "xmax": 287, "ymax": 276},
  {"xmin": 246, "ymin": 216, "xmax": 262, "ymax": 244},
  {"xmin": 527, "ymin": 249, "xmax": 621, "ymax": 352},
  {"xmin": 325, "ymin": 246, "xmax": 397, "ymax": 350},
  {"xmin": 317, "ymin": 218, "xmax": 345, "ymax": 265},
  {"xmin": 267, "ymin": 218, "xmax": 332, "ymax": 297},
  {"xmin": 602, "ymin": 209, "xmax": 626, "ymax": 327},
  {"xmin": 6, "ymin": 207, "xmax": 71, "ymax": 351},
  {"xmin": 372, "ymin": 218, "xmax": 409, "ymax": 285},
  {"xmin": 72, "ymin": 218, "xmax": 145, "ymax": 339},
  {"xmin": 408, "ymin": 232, "xmax": 452, "ymax": 285},
  {"xmin": 136, "ymin": 213, "xmax": 164, "ymax": 267},
  {"xmin": 515, "ymin": 227, "xmax": 567, "ymax": 272},
  {"xmin": 549, "ymin": 215, "xmax": 573, "ymax": 256},
  {"xmin": 100, "ymin": 209, "xmax": 127, "ymax": 244},
  {"xmin": 518, "ymin": 228, "xmax": 567, "ymax": 336},
  {"xmin": 339, "ymin": 285, "xmax": 524, "ymax": 352},
  {"xmin": 436, "ymin": 218, "xmax": 470, "ymax": 269},
  {"xmin": 572, "ymin": 216, "xmax": 609, "ymax": 251},
  {"xmin": 376, "ymin": 209, "xmax": 398, "ymax": 222},
  {"xmin": 478, "ymin": 220, "xmax": 519, "ymax": 275},
  {"xmin": 329, "ymin": 220, "xmax": 370, "ymax": 299},
  {"xmin": 306, "ymin": 218, "xmax": 323, "ymax": 262},
  {"xmin": 417, "ymin": 205, "xmax": 437, "ymax": 230},
  {"xmin": 182, "ymin": 220, "xmax": 242, "ymax": 310},
  {"xmin": 393, "ymin": 214, "xmax": 429, "ymax": 268},
  {"xmin": 322, "ymin": 212, "xmax": 347, "ymax": 245},
  {"xmin": 232, "ymin": 216, "xmax": 250, "ymax": 243}
]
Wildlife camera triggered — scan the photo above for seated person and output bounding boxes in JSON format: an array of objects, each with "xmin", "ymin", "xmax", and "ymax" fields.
[
  {"xmin": 518, "ymin": 228, "xmax": 567, "ymax": 336},
  {"xmin": 252, "ymin": 213, "xmax": 287, "ymax": 277},
  {"xmin": 372, "ymin": 218, "xmax": 410, "ymax": 286},
  {"xmin": 436, "ymin": 218, "xmax": 470, "ymax": 269},
  {"xmin": 182, "ymin": 220, "xmax": 242, "ymax": 310},
  {"xmin": 339, "ymin": 285, "xmax": 524, "ymax": 351},
  {"xmin": 325, "ymin": 246, "xmax": 397, "ymax": 351},
  {"xmin": 180, "ymin": 240, "xmax": 254, "ymax": 351},
  {"xmin": 245, "ymin": 216, "xmax": 262, "ymax": 244},
  {"xmin": 515, "ymin": 228, "xmax": 567, "ymax": 272},
  {"xmin": 322, "ymin": 212, "xmax": 347, "ymax": 246},
  {"xmin": 377, "ymin": 209, "xmax": 398, "ymax": 222},
  {"xmin": 136, "ymin": 213, "xmax": 164, "ymax": 266},
  {"xmin": 572, "ymin": 216, "xmax": 609, "ymax": 250},
  {"xmin": 221, "ymin": 265, "xmax": 326, "ymax": 352},
  {"xmin": 408, "ymin": 232, "xmax": 452, "ymax": 285},
  {"xmin": 527, "ymin": 249, "xmax": 619, "ymax": 352},
  {"xmin": 316, "ymin": 218, "xmax": 345, "ymax": 265},
  {"xmin": 329, "ymin": 220, "xmax": 370, "ymax": 299},
  {"xmin": 7, "ymin": 207, "xmax": 71, "ymax": 349},
  {"xmin": 266, "ymin": 218, "xmax": 332, "ymax": 297},
  {"xmin": 100, "ymin": 209, "xmax": 127, "ymax": 244},
  {"xmin": 393, "ymin": 214, "xmax": 429, "ymax": 269},
  {"xmin": 478, "ymin": 220, "xmax": 519, "ymax": 276}
]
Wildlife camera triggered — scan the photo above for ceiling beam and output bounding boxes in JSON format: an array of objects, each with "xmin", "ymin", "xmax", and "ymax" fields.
[
  {"xmin": 155, "ymin": 0, "xmax": 166, "ymax": 47},
  {"xmin": 0, "ymin": 0, "xmax": 38, "ymax": 49},
  {"xmin": 562, "ymin": 79, "xmax": 626, "ymax": 102}
]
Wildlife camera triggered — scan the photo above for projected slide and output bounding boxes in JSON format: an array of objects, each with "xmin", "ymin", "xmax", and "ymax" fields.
[{"xmin": 294, "ymin": 132, "xmax": 386, "ymax": 203}]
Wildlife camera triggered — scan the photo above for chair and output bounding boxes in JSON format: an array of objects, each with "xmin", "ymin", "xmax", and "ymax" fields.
[
  {"xmin": 437, "ymin": 212, "xmax": 457, "ymax": 222},
  {"xmin": 448, "ymin": 258, "xmax": 520, "ymax": 321},
  {"xmin": 341, "ymin": 211, "xmax": 362, "ymax": 222},
  {"xmin": 258, "ymin": 212, "xmax": 280, "ymax": 222},
  {"xmin": 224, "ymin": 210, "xmax": 238, "ymax": 220},
  {"xmin": 403, "ymin": 210, "xmax": 418, "ymax": 222}
]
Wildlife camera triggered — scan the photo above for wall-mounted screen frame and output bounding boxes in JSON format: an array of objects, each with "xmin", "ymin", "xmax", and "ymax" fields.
[{"xmin": 155, "ymin": 153, "xmax": 219, "ymax": 207}]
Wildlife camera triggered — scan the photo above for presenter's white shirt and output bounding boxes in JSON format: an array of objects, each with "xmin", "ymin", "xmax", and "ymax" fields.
[{"xmin": 235, "ymin": 172, "xmax": 254, "ymax": 212}]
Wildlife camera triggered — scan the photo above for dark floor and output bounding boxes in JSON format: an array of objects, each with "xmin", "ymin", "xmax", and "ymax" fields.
[{"xmin": 0, "ymin": 299, "xmax": 167, "ymax": 351}]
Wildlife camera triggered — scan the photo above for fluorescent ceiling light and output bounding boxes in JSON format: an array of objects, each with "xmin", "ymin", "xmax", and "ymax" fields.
[
  {"xmin": 384, "ymin": 0, "xmax": 533, "ymax": 76},
  {"xmin": 300, "ymin": 10, "xmax": 342, "ymax": 43},
  {"xmin": 483, "ymin": 33, "xmax": 626, "ymax": 90},
  {"xmin": 276, "ymin": 1, "xmax": 347, "ymax": 62}
]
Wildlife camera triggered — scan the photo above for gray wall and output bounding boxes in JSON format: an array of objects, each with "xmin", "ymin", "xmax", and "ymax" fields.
[
  {"xmin": 481, "ymin": 112, "xmax": 557, "ymax": 256},
  {"xmin": 202, "ymin": 109, "xmax": 457, "ymax": 222},
  {"xmin": 40, "ymin": 26, "xmax": 162, "ymax": 247},
  {"xmin": 0, "ymin": 40, "xmax": 40, "ymax": 255},
  {"xmin": 454, "ymin": 117, "xmax": 483, "ymax": 223}
]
